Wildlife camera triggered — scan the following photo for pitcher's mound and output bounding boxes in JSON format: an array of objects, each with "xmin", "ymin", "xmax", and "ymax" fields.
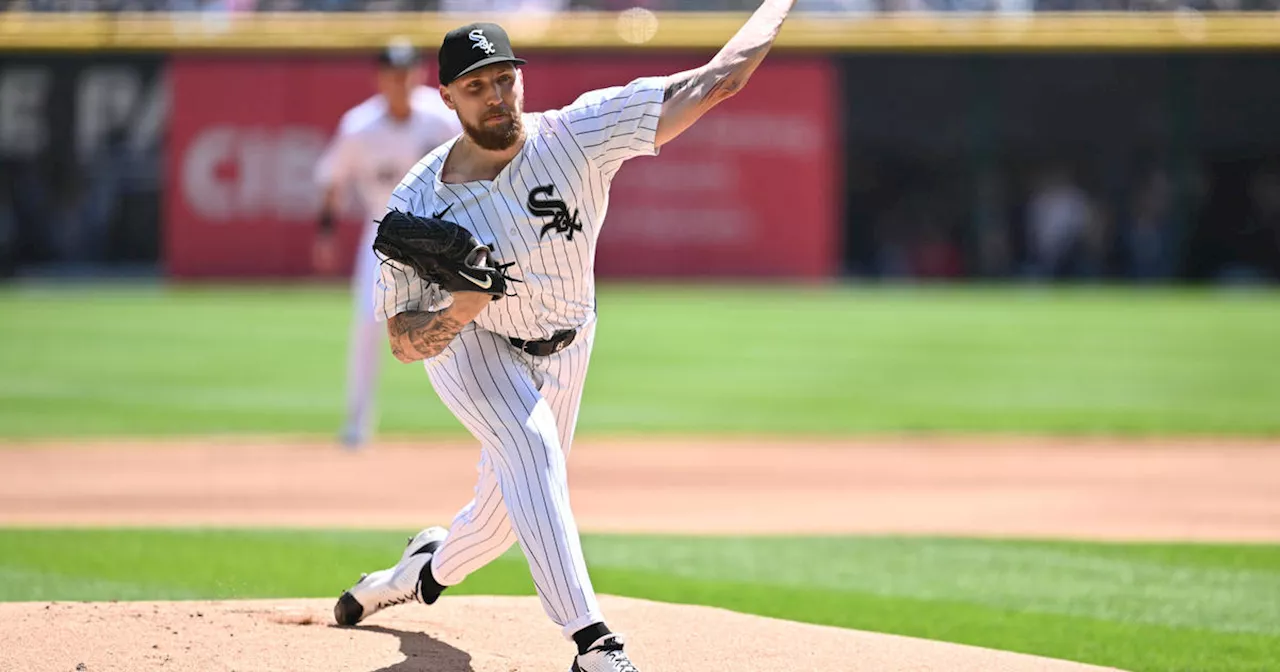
[{"xmin": 4, "ymin": 596, "xmax": 1123, "ymax": 672}]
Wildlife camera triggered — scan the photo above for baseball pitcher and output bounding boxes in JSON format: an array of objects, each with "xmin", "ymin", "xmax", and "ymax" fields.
[{"xmin": 334, "ymin": 2, "xmax": 797, "ymax": 669}]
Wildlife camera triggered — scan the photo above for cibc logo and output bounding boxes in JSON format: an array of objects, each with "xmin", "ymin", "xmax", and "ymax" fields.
[{"xmin": 181, "ymin": 125, "xmax": 327, "ymax": 221}]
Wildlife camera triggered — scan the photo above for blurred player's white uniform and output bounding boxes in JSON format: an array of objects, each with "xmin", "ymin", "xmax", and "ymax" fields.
[{"xmin": 316, "ymin": 86, "xmax": 461, "ymax": 447}]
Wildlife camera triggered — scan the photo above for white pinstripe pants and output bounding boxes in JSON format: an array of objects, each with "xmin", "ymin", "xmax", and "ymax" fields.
[{"xmin": 423, "ymin": 318, "xmax": 601, "ymax": 638}]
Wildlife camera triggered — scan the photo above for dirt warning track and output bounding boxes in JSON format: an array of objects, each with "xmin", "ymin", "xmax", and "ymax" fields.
[{"xmin": 2, "ymin": 437, "xmax": 1278, "ymax": 540}]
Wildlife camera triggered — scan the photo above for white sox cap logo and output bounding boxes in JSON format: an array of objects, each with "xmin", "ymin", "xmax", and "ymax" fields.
[{"xmin": 469, "ymin": 30, "xmax": 497, "ymax": 55}]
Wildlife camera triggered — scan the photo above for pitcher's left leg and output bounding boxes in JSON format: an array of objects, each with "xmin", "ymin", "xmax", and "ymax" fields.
[{"xmin": 523, "ymin": 322, "xmax": 642, "ymax": 669}]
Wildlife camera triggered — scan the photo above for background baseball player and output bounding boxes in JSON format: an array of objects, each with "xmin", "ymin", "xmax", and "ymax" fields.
[
  {"xmin": 314, "ymin": 38, "xmax": 462, "ymax": 449},
  {"xmin": 334, "ymin": 3, "xmax": 797, "ymax": 669}
]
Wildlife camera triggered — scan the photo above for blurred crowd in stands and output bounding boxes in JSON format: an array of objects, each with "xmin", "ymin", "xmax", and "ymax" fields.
[
  {"xmin": 850, "ymin": 160, "xmax": 1280, "ymax": 283},
  {"xmin": 6, "ymin": 143, "xmax": 1276, "ymax": 282},
  {"xmin": 5, "ymin": 0, "xmax": 1280, "ymax": 12}
]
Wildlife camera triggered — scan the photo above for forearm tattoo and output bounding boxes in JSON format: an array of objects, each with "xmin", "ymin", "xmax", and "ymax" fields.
[
  {"xmin": 663, "ymin": 72, "xmax": 696, "ymax": 102},
  {"xmin": 387, "ymin": 310, "xmax": 465, "ymax": 362}
]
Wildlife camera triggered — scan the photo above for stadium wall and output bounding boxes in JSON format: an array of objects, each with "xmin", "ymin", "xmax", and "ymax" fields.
[{"xmin": 1, "ymin": 13, "xmax": 1277, "ymax": 280}]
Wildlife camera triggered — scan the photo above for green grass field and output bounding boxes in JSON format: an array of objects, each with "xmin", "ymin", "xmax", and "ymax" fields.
[
  {"xmin": 1, "ymin": 284, "xmax": 1278, "ymax": 437},
  {"xmin": 2, "ymin": 529, "xmax": 1278, "ymax": 672},
  {"xmin": 3, "ymin": 284, "xmax": 1279, "ymax": 671}
]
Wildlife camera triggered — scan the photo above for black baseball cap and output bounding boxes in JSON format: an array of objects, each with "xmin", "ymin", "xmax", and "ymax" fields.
[
  {"xmin": 438, "ymin": 23, "xmax": 527, "ymax": 86},
  {"xmin": 377, "ymin": 38, "xmax": 421, "ymax": 69}
]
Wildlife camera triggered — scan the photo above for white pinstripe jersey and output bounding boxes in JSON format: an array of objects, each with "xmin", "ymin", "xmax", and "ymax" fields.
[{"xmin": 374, "ymin": 76, "xmax": 666, "ymax": 341}]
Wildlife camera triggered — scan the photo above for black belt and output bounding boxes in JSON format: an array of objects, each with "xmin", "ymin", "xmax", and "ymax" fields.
[{"xmin": 508, "ymin": 329, "xmax": 577, "ymax": 357}]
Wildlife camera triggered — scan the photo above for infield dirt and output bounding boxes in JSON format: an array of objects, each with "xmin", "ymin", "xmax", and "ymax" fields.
[{"xmin": 4, "ymin": 436, "xmax": 1277, "ymax": 672}]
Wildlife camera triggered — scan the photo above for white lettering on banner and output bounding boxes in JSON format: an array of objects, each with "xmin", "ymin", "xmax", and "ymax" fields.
[
  {"xmin": 0, "ymin": 64, "xmax": 164, "ymax": 164},
  {"xmin": 276, "ymin": 126, "xmax": 324, "ymax": 213},
  {"xmin": 76, "ymin": 67, "xmax": 141, "ymax": 160},
  {"xmin": 236, "ymin": 127, "xmax": 272, "ymax": 217},
  {"xmin": 129, "ymin": 73, "xmax": 167, "ymax": 158},
  {"xmin": 609, "ymin": 208, "xmax": 753, "ymax": 244},
  {"xmin": 0, "ymin": 68, "xmax": 50, "ymax": 158},
  {"xmin": 181, "ymin": 125, "xmax": 327, "ymax": 221},
  {"xmin": 626, "ymin": 161, "xmax": 735, "ymax": 192},
  {"xmin": 183, "ymin": 127, "xmax": 235, "ymax": 220},
  {"xmin": 681, "ymin": 114, "xmax": 820, "ymax": 155}
]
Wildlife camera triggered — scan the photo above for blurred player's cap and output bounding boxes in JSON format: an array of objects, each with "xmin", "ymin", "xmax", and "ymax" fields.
[
  {"xmin": 378, "ymin": 38, "xmax": 422, "ymax": 69},
  {"xmin": 438, "ymin": 22, "xmax": 527, "ymax": 86}
]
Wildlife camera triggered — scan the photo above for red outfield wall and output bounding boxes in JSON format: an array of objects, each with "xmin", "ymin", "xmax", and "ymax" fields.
[{"xmin": 165, "ymin": 54, "xmax": 839, "ymax": 279}]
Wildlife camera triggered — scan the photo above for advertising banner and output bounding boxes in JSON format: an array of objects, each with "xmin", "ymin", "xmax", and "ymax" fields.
[
  {"xmin": 166, "ymin": 57, "xmax": 376, "ymax": 277},
  {"xmin": 165, "ymin": 54, "xmax": 838, "ymax": 278}
]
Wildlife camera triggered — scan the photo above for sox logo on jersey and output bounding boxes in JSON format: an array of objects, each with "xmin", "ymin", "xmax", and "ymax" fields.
[{"xmin": 528, "ymin": 185, "xmax": 584, "ymax": 241}]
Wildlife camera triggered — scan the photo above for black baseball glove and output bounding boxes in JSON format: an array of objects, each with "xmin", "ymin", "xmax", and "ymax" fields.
[{"xmin": 372, "ymin": 208, "xmax": 519, "ymax": 299}]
